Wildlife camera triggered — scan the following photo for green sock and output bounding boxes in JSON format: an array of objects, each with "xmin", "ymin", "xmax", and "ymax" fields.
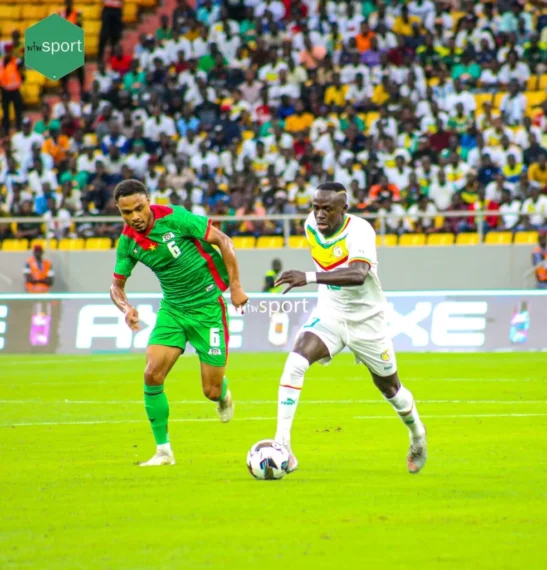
[
  {"xmin": 144, "ymin": 384, "xmax": 170, "ymax": 445},
  {"xmin": 220, "ymin": 377, "xmax": 229, "ymax": 401}
]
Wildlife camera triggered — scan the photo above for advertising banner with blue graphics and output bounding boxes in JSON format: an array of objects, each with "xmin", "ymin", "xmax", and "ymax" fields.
[{"xmin": 0, "ymin": 292, "xmax": 545, "ymax": 354}]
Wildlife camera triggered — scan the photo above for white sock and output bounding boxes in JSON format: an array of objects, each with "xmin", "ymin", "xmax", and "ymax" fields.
[
  {"xmin": 274, "ymin": 352, "xmax": 309, "ymax": 447},
  {"xmin": 386, "ymin": 385, "xmax": 426, "ymax": 439},
  {"xmin": 157, "ymin": 442, "xmax": 172, "ymax": 454}
]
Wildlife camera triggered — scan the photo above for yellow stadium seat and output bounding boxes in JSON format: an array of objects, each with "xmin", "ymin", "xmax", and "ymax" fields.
[
  {"xmin": 514, "ymin": 232, "xmax": 539, "ymax": 245},
  {"xmin": 136, "ymin": 0, "xmax": 158, "ymax": 6},
  {"xmin": 231, "ymin": 236, "xmax": 256, "ymax": 249},
  {"xmin": 83, "ymin": 20, "xmax": 102, "ymax": 35},
  {"xmin": 85, "ymin": 238, "xmax": 112, "ymax": 250},
  {"xmin": 47, "ymin": 4, "xmax": 65, "ymax": 16},
  {"xmin": 451, "ymin": 11, "xmax": 466, "ymax": 30},
  {"xmin": 485, "ymin": 232, "xmax": 513, "ymax": 245},
  {"xmin": 376, "ymin": 234, "xmax": 397, "ymax": 247},
  {"xmin": 24, "ymin": 5, "xmax": 48, "ymax": 19},
  {"xmin": 2, "ymin": 239, "xmax": 29, "ymax": 251},
  {"xmin": 21, "ymin": 84, "xmax": 41, "ymax": 106},
  {"xmin": 493, "ymin": 91, "xmax": 506, "ymax": 109},
  {"xmin": 539, "ymin": 74, "xmax": 547, "ymax": 90},
  {"xmin": 288, "ymin": 236, "xmax": 308, "ymax": 248},
  {"xmin": 256, "ymin": 236, "xmax": 284, "ymax": 249},
  {"xmin": 80, "ymin": 5, "xmax": 102, "ymax": 19},
  {"xmin": 123, "ymin": 3, "xmax": 139, "ymax": 23},
  {"xmin": 30, "ymin": 238, "xmax": 58, "ymax": 251},
  {"xmin": 399, "ymin": 234, "xmax": 426, "ymax": 247},
  {"xmin": 456, "ymin": 233, "xmax": 480, "ymax": 245},
  {"xmin": 85, "ymin": 34, "xmax": 99, "ymax": 56},
  {"xmin": 526, "ymin": 76, "xmax": 539, "ymax": 91},
  {"xmin": 474, "ymin": 93, "xmax": 494, "ymax": 114},
  {"xmin": 0, "ymin": 6, "xmax": 21, "ymax": 20},
  {"xmin": 58, "ymin": 238, "xmax": 85, "ymax": 251},
  {"xmin": 526, "ymin": 91, "xmax": 546, "ymax": 111},
  {"xmin": 427, "ymin": 233, "xmax": 455, "ymax": 246}
]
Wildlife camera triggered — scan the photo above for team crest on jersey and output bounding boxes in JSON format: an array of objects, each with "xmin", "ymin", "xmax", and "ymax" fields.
[
  {"xmin": 162, "ymin": 232, "xmax": 175, "ymax": 242},
  {"xmin": 381, "ymin": 350, "xmax": 391, "ymax": 362},
  {"xmin": 333, "ymin": 246, "xmax": 343, "ymax": 258}
]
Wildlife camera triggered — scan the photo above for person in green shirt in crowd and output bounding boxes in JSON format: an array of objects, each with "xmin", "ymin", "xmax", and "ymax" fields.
[
  {"xmin": 339, "ymin": 105, "xmax": 365, "ymax": 132},
  {"xmin": 156, "ymin": 14, "xmax": 173, "ymax": 42},
  {"xmin": 437, "ymin": 37, "xmax": 462, "ymax": 69},
  {"xmin": 33, "ymin": 103, "xmax": 61, "ymax": 135},
  {"xmin": 451, "ymin": 50, "xmax": 481, "ymax": 86},
  {"xmin": 239, "ymin": 7, "xmax": 257, "ymax": 43},
  {"xmin": 523, "ymin": 33, "xmax": 547, "ymax": 74},
  {"xmin": 198, "ymin": 43, "xmax": 228, "ymax": 73},
  {"xmin": 123, "ymin": 59, "xmax": 147, "ymax": 96},
  {"xmin": 60, "ymin": 157, "xmax": 88, "ymax": 190}
]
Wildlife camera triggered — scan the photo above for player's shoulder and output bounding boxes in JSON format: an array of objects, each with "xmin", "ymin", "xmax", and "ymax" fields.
[
  {"xmin": 152, "ymin": 204, "xmax": 177, "ymax": 219},
  {"xmin": 346, "ymin": 214, "xmax": 376, "ymax": 236}
]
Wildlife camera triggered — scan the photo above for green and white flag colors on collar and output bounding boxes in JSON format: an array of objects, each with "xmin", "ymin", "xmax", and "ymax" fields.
[{"xmin": 24, "ymin": 14, "xmax": 84, "ymax": 81}]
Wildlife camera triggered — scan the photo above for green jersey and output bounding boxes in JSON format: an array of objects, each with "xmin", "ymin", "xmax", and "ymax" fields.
[{"xmin": 113, "ymin": 205, "xmax": 229, "ymax": 310}]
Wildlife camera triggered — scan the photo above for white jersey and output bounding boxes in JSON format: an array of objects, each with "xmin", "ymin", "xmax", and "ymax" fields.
[{"xmin": 304, "ymin": 213, "xmax": 387, "ymax": 323}]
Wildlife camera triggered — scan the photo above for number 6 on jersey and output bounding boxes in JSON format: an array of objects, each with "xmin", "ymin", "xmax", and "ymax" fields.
[{"xmin": 168, "ymin": 241, "xmax": 181, "ymax": 258}]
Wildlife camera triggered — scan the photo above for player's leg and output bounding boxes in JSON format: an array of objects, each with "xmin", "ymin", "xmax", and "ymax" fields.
[
  {"xmin": 140, "ymin": 307, "xmax": 187, "ymax": 466},
  {"xmin": 187, "ymin": 297, "xmax": 233, "ymax": 422},
  {"xmin": 275, "ymin": 314, "xmax": 344, "ymax": 472},
  {"xmin": 370, "ymin": 369, "xmax": 427, "ymax": 474},
  {"xmin": 349, "ymin": 317, "xmax": 427, "ymax": 473}
]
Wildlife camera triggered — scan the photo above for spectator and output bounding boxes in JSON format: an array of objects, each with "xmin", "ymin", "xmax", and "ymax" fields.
[
  {"xmin": 528, "ymin": 154, "xmax": 547, "ymax": 188},
  {"xmin": 24, "ymin": 245, "xmax": 54, "ymax": 293},
  {"xmin": 99, "ymin": 0, "xmax": 123, "ymax": 61},
  {"xmin": 0, "ymin": 49, "xmax": 23, "ymax": 134}
]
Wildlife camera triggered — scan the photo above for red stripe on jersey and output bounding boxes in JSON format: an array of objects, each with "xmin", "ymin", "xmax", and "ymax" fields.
[
  {"xmin": 204, "ymin": 218, "xmax": 213, "ymax": 241},
  {"xmin": 150, "ymin": 205, "xmax": 173, "ymax": 219},
  {"xmin": 192, "ymin": 239, "xmax": 229, "ymax": 292},
  {"xmin": 312, "ymin": 255, "xmax": 349, "ymax": 270},
  {"xmin": 280, "ymin": 384, "xmax": 302, "ymax": 390},
  {"xmin": 113, "ymin": 273, "xmax": 126, "ymax": 280},
  {"xmin": 218, "ymin": 295, "xmax": 229, "ymax": 365}
]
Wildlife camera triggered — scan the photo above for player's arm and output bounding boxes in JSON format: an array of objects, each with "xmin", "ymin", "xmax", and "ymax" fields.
[
  {"xmin": 275, "ymin": 262, "xmax": 370, "ymax": 293},
  {"xmin": 204, "ymin": 225, "xmax": 249, "ymax": 309},
  {"xmin": 110, "ymin": 239, "xmax": 139, "ymax": 331},
  {"xmin": 110, "ymin": 277, "xmax": 140, "ymax": 332}
]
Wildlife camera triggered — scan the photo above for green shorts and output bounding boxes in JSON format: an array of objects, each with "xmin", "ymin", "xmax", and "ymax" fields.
[{"xmin": 148, "ymin": 296, "xmax": 230, "ymax": 367}]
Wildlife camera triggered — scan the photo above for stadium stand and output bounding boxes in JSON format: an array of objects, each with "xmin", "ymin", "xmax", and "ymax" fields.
[{"xmin": 0, "ymin": 0, "xmax": 546, "ymax": 250}]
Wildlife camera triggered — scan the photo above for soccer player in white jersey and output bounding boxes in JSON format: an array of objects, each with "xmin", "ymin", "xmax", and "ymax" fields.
[{"xmin": 273, "ymin": 182, "xmax": 427, "ymax": 474}]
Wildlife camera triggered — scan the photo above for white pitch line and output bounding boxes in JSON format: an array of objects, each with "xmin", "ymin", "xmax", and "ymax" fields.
[
  {"xmin": 2, "ymin": 412, "xmax": 547, "ymax": 428},
  {"xmin": 0, "ymin": 399, "xmax": 546, "ymax": 405}
]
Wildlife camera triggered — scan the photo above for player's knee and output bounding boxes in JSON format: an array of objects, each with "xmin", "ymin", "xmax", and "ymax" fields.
[
  {"xmin": 144, "ymin": 363, "xmax": 166, "ymax": 386},
  {"xmin": 203, "ymin": 383, "xmax": 222, "ymax": 401}
]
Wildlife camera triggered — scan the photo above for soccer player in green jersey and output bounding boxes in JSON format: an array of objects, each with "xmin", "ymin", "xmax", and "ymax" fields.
[{"xmin": 110, "ymin": 180, "xmax": 248, "ymax": 466}]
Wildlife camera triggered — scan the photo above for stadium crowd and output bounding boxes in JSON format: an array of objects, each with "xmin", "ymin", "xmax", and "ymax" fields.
[{"xmin": 1, "ymin": 0, "xmax": 547, "ymax": 243}]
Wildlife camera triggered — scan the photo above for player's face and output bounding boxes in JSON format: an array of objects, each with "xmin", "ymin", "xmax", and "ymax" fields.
[
  {"xmin": 312, "ymin": 190, "xmax": 348, "ymax": 236},
  {"xmin": 117, "ymin": 193, "xmax": 153, "ymax": 232}
]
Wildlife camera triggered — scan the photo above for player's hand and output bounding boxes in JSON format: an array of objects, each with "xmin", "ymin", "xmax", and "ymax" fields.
[
  {"xmin": 275, "ymin": 270, "xmax": 307, "ymax": 294},
  {"xmin": 124, "ymin": 306, "xmax": 141, "ymax": 332},
  {"xmin": 230, "ymin": 286, "xmax": 248, "ymax": 314}
]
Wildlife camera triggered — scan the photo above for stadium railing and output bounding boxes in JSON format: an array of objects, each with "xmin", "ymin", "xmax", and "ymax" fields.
[{"xmin": 0, "ymin": 211, "xmax": 541, "ymax": 250}]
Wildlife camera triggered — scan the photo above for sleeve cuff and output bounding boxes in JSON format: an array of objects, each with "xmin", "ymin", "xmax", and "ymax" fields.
[
  {"xmin": 113, "ymin": 273, "xmax": 127, "ymax": 280},
  {"xmin": 349, "ymin": 258, "xmax": 372, "ymax": 267}
]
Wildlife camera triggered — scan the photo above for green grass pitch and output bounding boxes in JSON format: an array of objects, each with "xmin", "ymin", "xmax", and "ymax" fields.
[{"xmin": 0, "ymin": 353, "xmax": 546, "ymax": 570}]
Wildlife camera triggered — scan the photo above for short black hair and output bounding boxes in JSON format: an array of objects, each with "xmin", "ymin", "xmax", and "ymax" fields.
[
  {"xmin": 316, "ymin": 182, "xmax": 347, "ymax": 194},
  {"xmin": 114, "ymin": 179, "xmax": 148, "ymax": 202}
]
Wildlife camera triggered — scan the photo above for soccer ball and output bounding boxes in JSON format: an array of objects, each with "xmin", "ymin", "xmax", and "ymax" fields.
[{"xmin": 246, "ymin": 440, "xmax": 290, "ymax": 480}]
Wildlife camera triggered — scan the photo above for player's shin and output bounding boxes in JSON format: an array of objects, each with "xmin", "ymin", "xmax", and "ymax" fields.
[
  {"xmin": 144, "ymin": 384, "xmax": 171, "ymax": 450},
  {"xmin": 275, "ymin": 352, "xmax": 309, "ymax": 447},
  {"xmin": 385, "ymin": 385, "xmax": 426, "ymax": 439}
]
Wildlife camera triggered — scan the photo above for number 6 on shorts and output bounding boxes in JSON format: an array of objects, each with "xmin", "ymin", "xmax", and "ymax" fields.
[{"xmin": 210, "ymin": 327, "xmax": 220, "ymax": 347}]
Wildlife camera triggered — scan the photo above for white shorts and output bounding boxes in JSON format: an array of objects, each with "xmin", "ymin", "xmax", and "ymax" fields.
[{"xmin": 297, "ymin": 309, "xmax": 397, "ymax": 377}]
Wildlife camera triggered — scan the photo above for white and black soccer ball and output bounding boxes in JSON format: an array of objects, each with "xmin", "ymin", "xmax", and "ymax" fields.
[{"xmin": 246, "ymin": 440, "xmax": 290, "ymax": 480}]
